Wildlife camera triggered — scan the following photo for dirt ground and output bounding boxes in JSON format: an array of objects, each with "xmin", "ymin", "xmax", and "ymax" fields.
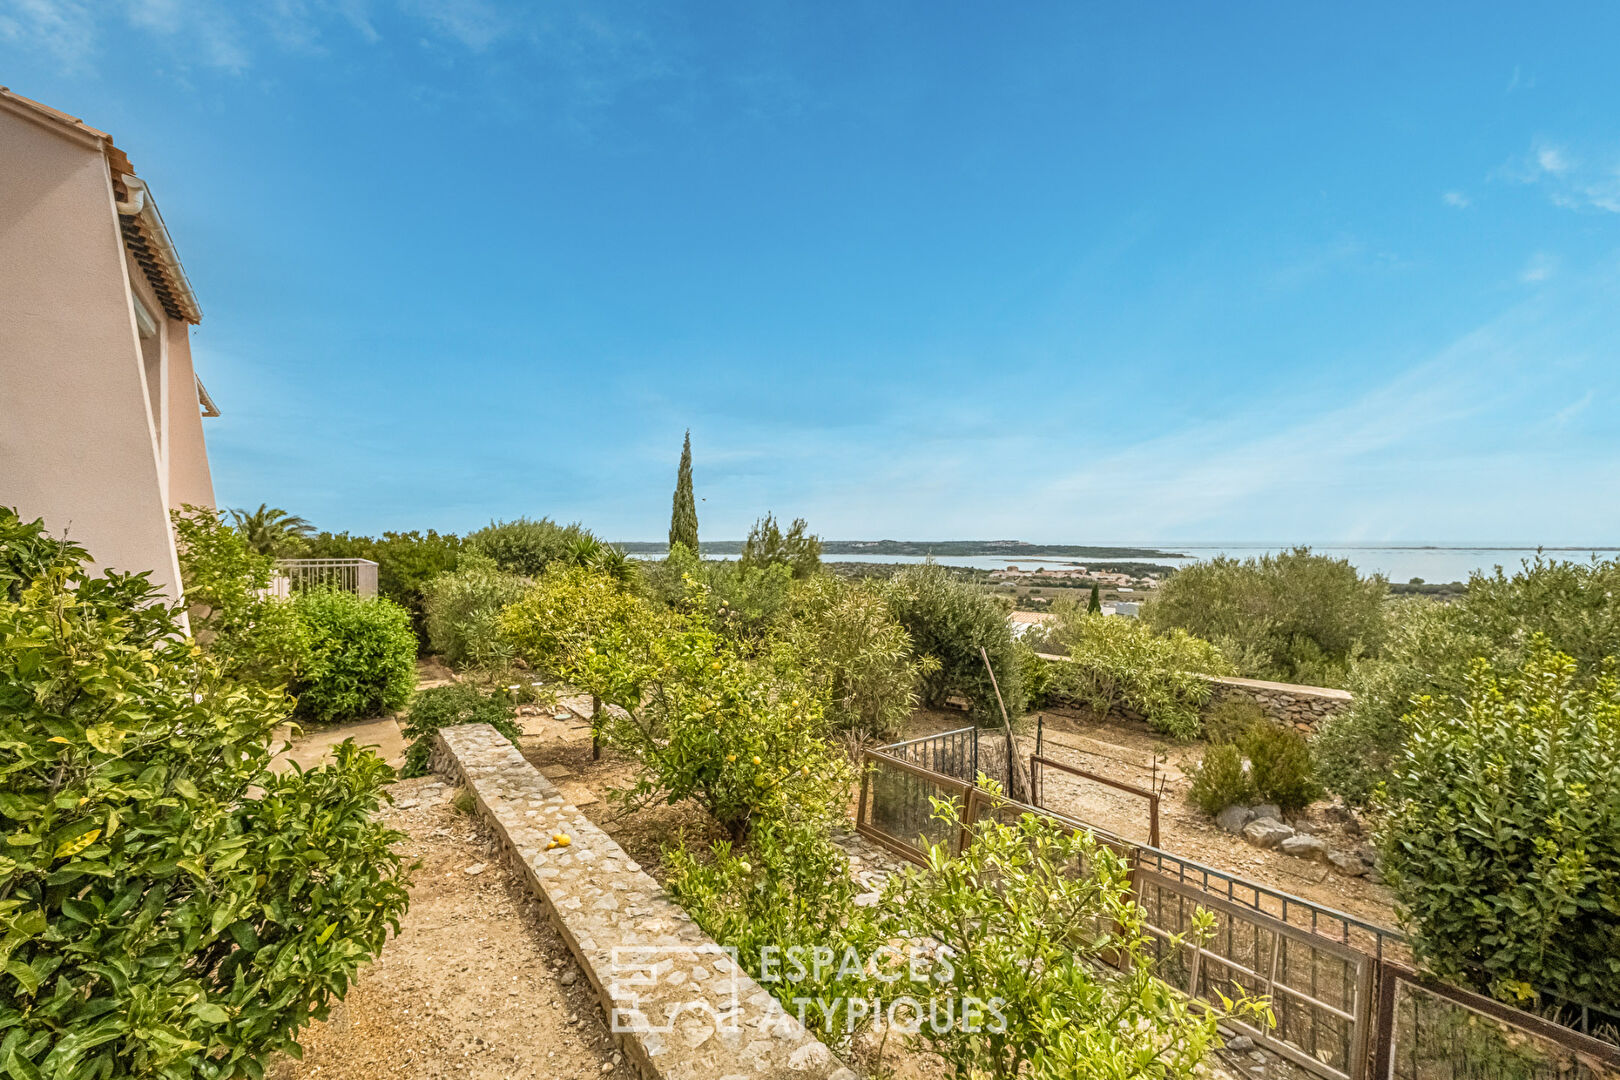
[
  {"xmin": 908, "ymin": 705, "xmax": 1398, "ymax": 931},
  {"xmin": 268, "ymin": 774, "xmax": 634, "ymax": 1080}
]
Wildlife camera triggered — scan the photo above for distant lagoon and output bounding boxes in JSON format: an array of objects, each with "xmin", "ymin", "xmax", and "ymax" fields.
[{"xmin": 816, "ymin": 546, "xmax": 1618, "ymax": 584}]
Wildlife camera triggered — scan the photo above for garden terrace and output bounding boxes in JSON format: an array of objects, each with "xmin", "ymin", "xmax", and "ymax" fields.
[
  {"xmin": 857, "ymin": 726, "xmax": 1620, "ymax": 1080},
  {"xmin": 430, "ymin": 722, "xmax": 852, "ymax": 1080}
]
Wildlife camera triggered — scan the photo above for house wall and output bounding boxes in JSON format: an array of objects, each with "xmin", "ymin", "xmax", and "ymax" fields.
[
  {"xmin": 0, "ymin": 105, "xmax": 186, "ymax": 600},
  {"xmin": 164, "ymin": 326, "xmax": 215, "ymax": 511}
]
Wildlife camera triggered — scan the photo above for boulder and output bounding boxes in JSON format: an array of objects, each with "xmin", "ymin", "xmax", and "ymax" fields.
[
  {"xmin": 1251, "ymin": 803, "xmax": 1283, "ymax": 822},
  {"xmin": 1327, "ymin": 850, "xmax": 1368, "ymax": 876},
  {"xmin": 1279, "ymin": 834, "xmax": 1328, "ymax": 861},
  {"xmin": 1215, "ymin": 805, "xmax": 1255, "ymax": 834},
  {"xmin": 1242, "ymin": 817, "xmax": 1294, "ymax": 848}
]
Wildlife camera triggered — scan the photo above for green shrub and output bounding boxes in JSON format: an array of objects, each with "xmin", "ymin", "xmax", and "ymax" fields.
[
  {"xmin": 292, "ymin": 591, "xmax": 417, "ymax": 723},
  {"xmin": 1243, "ymin": 721, "xmax": 1320, "ymax": 814},
  {"xmin": 770, "ymin": 575, "xmax": 924, "ymax": 741},
  {"xmin": 1320, "ymin": 556, "xmax": 1620, "ymax": 806},
  {"xmin": 464, "ymin": 517, "xmax": 597, "ymax": 577},
  {"xmin": 665, "ymin": 819, "xmax": 881, "ymax": 1051},
  {"xmin": 0, "ymin": 508, "xmax": 409, "ymax": 1079},
  {"xmin": 740, "ymin": 513, "xmax": 822, "ymax": 579},
  {"xmin": 302, "ymin": 530, "xmax": 462, "ymax": 648},
  {"xmin": 641, "ymin": 544, "xmax": 794, "ymax": 642},
  {"xmin": 1380, "ymin": 641, "xmax": 1620, "ymax": 1011},
  {"xmin": 1188, "ymin": 743, "xmax": 1253, "ymax": 816},
  {"xmin": 1049, "ymin": 611, "xmax": 1229, "ymax": 739},
  {"xmin": 883, "ymin": 563, "xmax": 1025, "ymax": 725},
  {"xmin": 421, "ymin": 554, "xmax": 527, "ymax": 670},
  {"xmin": 400, "ymin": 683, "xmax": 522, "ymax": 777},
  {"xmin": 1145, "ymin": 547, "xmax": 1386, "ymax": 688},
  {"xmin": 173, "ymin": 506, "xmax": 311, "ymax": 691},
  {"xmin": 1203, "ymin": 696, "xmax": 1266, "ymax": 745},
  {"xmin": 882, "ymin": 790, "xmax": 1267, "ymax": 1079}
]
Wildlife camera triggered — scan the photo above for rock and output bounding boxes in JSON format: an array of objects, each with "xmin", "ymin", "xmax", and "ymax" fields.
[
  {"xmin": 1226, "ymin": 1035, "xmax": 1255, "ymax": 1053},
  {"xmin": 559, "ymin": 969, "xmax": 578, "ymax": 987},
  {"xmin": 1327, "ymin": 850, "xmax": 1367, "ymax": 875},
  {"xmin": 1365, "ymin": 869, "xmax": 1384, "ymax": 885},
  {"xmin": 1216, "ymin": 805, "xmax": 1255, "ymax": 834},
  {"xmin": 1290, "ymin": 819, "xmax": 1315, "ymax": 835},
  {"xmin": 1278, "ymin": 834, "xmax": 1328, "ymax": 861},
  {"xmin": 1242, "ymin": 818, "xmax": 1295, "ymax": 848},
  {"xmin": 463, "ymin": 863, "xmax": 487, "ymax": 876},
  {"xmin": 1251, "ymin": 804, "xmax": 1283, "ymax": 822},
  {"xmin": 1357, "ymin": 844, "xmax": 1380, "ymax": 866},
  {"xmin": 600, "ymin": 1063, "xmax": 614, "ymax": 1074}
]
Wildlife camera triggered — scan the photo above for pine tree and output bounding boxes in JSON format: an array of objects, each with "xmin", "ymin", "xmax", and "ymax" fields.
[
  {"xmin": 1087, "ymin": 582, "xmax": 1102, "ymax": 614},
  {"xmin": 668, "ymin": 430, "xmax": 699, "ymax": 553}
]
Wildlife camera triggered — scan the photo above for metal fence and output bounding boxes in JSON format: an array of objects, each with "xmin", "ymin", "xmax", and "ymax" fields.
[
  {"xmin": 271, "ymin": 558, "xmax": 379, "ymax": 598},
  {"xmin": 856, "ymin": 732, "xmax": 1617, "ymax": 1080}
]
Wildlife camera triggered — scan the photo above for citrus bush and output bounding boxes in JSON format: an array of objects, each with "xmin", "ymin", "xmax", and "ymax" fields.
[
  {"xmin": 0, "ymin": 508, "xmax": 409, "ymax": 1079},
  {"xmin": 1244, "ymin": 721, "xmax": 1320, "ymax": 814},
  {"xmin": 504, "ymin": 571, "xmax": 848, "ymax": 842},
  {"xmin": 400, "ymin": 683, "xmax": 522, "ymax": 777},
  {"xmin": 664, "ymin": 819, "xmax": 882, "ymax": 1051},
  {"xmin": 291, "ymin": 590, "xmax": 417, "ymax": 723},
  {"xmin": 1380, "ymin": 640, "xmax": 1620, "ymax": 1011},
  {"xmin": 1189, "ymin": 743, "xmax": 1252, "ymax": 816},
  {"xmin": 173, "ymin": 506, "xmax": 310, "ymax": 692},
  {"xmin": 881, "ymin": 790, "xmax": 1267, "ymax": 1079}
]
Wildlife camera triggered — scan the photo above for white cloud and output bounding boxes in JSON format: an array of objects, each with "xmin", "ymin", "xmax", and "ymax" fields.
[
  {"xmin": 1504, "ymin": 138, "xmax": 1620, "ymax": 214},
  {"xmin": 1521, "ymin": 252, "xmax": 1557, "ymax": 283},
  {"xmin": 1442, "ymin": 190, "xmax": 1471, "ymax": 209},
  {"xmin": 0, "ymin": 0, "xmax": 96, "ymax": 69}
]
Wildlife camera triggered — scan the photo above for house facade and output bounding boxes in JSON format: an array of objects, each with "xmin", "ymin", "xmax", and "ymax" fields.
[{"xmin": 1, "ymin": 88, "xmax": 216, "ymax": 602}]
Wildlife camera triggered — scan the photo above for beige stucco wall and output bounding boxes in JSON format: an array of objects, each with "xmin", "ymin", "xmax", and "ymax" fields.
[
  {"xmin": 165, "ymin": 326, "xmax": 215, "ymax": 511},
  {"xmin": 0, "ymin": 104, "xmax": 188, "ymax": 600}
]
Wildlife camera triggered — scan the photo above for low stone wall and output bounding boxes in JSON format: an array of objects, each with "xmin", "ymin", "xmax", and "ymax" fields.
[
  {"xmin": 1205, "ymin": 675, "xmax": 1352, "ymax": 733},
  {"xmin": 432, "ymin": 724, "xmax": 851, "ymax": 1080},
  {"xmin": 1036, "ymin": 653, "xmax": 1352, "ymax": 732}
]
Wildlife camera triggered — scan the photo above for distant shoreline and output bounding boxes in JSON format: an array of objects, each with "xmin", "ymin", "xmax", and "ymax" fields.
[{"xmin": 614, "ymin": 540, "xmax": 1187, "ymax": 558}]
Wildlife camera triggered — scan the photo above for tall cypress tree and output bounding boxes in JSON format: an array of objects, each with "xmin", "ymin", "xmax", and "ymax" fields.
[
  {"xmin": 1087, "ymin": 582, "xmax": 1102, "ymax": 614},
  {"xmin": 668, "ymin": 430, "xmax": 699, "ymax": 552}
]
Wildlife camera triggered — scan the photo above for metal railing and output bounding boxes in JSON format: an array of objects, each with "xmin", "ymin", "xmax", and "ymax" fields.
[{"xmin": 270, "ymin": 558, "xmax": 379, "ymax": 598}]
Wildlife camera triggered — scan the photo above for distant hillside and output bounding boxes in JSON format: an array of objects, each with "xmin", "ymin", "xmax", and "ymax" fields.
[{"xmin": 614, "ymin": 539, "xmax": 1186, "ymax": 559}]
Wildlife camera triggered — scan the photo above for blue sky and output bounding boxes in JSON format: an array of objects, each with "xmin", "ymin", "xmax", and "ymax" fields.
[{"xmin": 5, "ymin": 2, "xmax": 1619, "ymax": 544}]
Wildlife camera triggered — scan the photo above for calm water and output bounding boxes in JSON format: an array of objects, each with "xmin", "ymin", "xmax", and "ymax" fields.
[{"xmin": 815, "ymin": 546, "xmax": 1618, "ymax": 583}]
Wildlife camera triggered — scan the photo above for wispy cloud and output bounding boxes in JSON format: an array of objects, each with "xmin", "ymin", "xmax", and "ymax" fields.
[
  {"xmin": 1443, "ymin": 190, "xmax": 1471, "ymax": 209},
  {"xmin": 1521, "ymin": 252, "xmax": 1557, "ymax": 282},
  {"xmin": 0, "ymin": 0, "xmax": 96, "ymax": 70},
  {"xmin": 1502, "ymin": 138, "xmax": 1620, "ymax": 213}
]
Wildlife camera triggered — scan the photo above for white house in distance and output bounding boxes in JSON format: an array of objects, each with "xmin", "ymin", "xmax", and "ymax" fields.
[{"xmin": 0, "ymin": 87, "xmax": 217, "ymax": 602}]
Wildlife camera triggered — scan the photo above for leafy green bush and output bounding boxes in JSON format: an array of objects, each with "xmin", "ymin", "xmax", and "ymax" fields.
[
  {"xmin": 505, "ymin": 573, "xmax": 847, "ymax": 842},
  {"xmin": 1048, "ymin": 611, "xmax": 1230, "ymax": 739},
  {"xmin": 464, "ymin": 517, "xmax": 597, "ymax": 577},
  {"xmin": 1145, "ymin": 547, "xmax": 1387, "ymax": 688},
  {"xmin": 1189, "ymin": 743, "xmax": 1253, "ymax": 816},
  {"xmin": 173, "ymin": 506, "xmax": 311, "ymax": 691},
  {"xmin": 1320, "ymin": 556, "xmax": 1620, "ymax": 806},
  {"xmin": 291, "ymin": 591, "xmax": 417, "ymax": 723},
  {"xmin": 665, "ymin": 819, "xmax": 881, "ymax": 1051},
  {"xmin": 882, "ymin": 790, "xmax": 1266, "ymax": 1079},
  {"xmin": 770, "ymin": 575, "xmax": 925, "ymax": 741},
  {"xmin": 421, "ymin": 554, "xmax": 527, "ymax": 671},
  {"xmin": 400, "ymin": 683, "xmax": 522, "ymax": 778},
  {"xmin": 882, "ymin": 563, "xmax": 1025, "ymax": 725},
  {"xmin": 1243, "ymin": 721, "xmax": 1320, "ymax": 814},
  {"xmin": 1380, "ymin": 641, "xmax": 1620, "ymax": 1011},
  {"xmin": 301, "ymin": 530, "xmax": 462, "ymax": 648},
  {"xmin": 0, "ymin": 507, "xmax": 409, "ymax": 1079},
  {"xmin": 1203, "ymin": 696, "xmax": 1266, "ymax": 745},
  {"xmin": 640, "ymin": 544, "xmax": 794, "ymax": 642}
]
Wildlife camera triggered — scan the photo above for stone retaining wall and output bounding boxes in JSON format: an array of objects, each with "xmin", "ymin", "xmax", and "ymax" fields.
[
  {"xmin": 432, "ymin": 724, "xmax": 851, "ymax": 1080},
  {"xmin": 1204, "ymin": 674, "xmax": 1352, "ymax": 733},
  {"xmin": 1036, "ymin": 654, "xmax": 1352, "ymax": 732}
]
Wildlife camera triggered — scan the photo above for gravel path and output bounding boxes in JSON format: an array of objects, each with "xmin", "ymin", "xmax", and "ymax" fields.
[{"xmin": 269, "ymin": 774, "xmax": 634, "ymax": 1080}]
